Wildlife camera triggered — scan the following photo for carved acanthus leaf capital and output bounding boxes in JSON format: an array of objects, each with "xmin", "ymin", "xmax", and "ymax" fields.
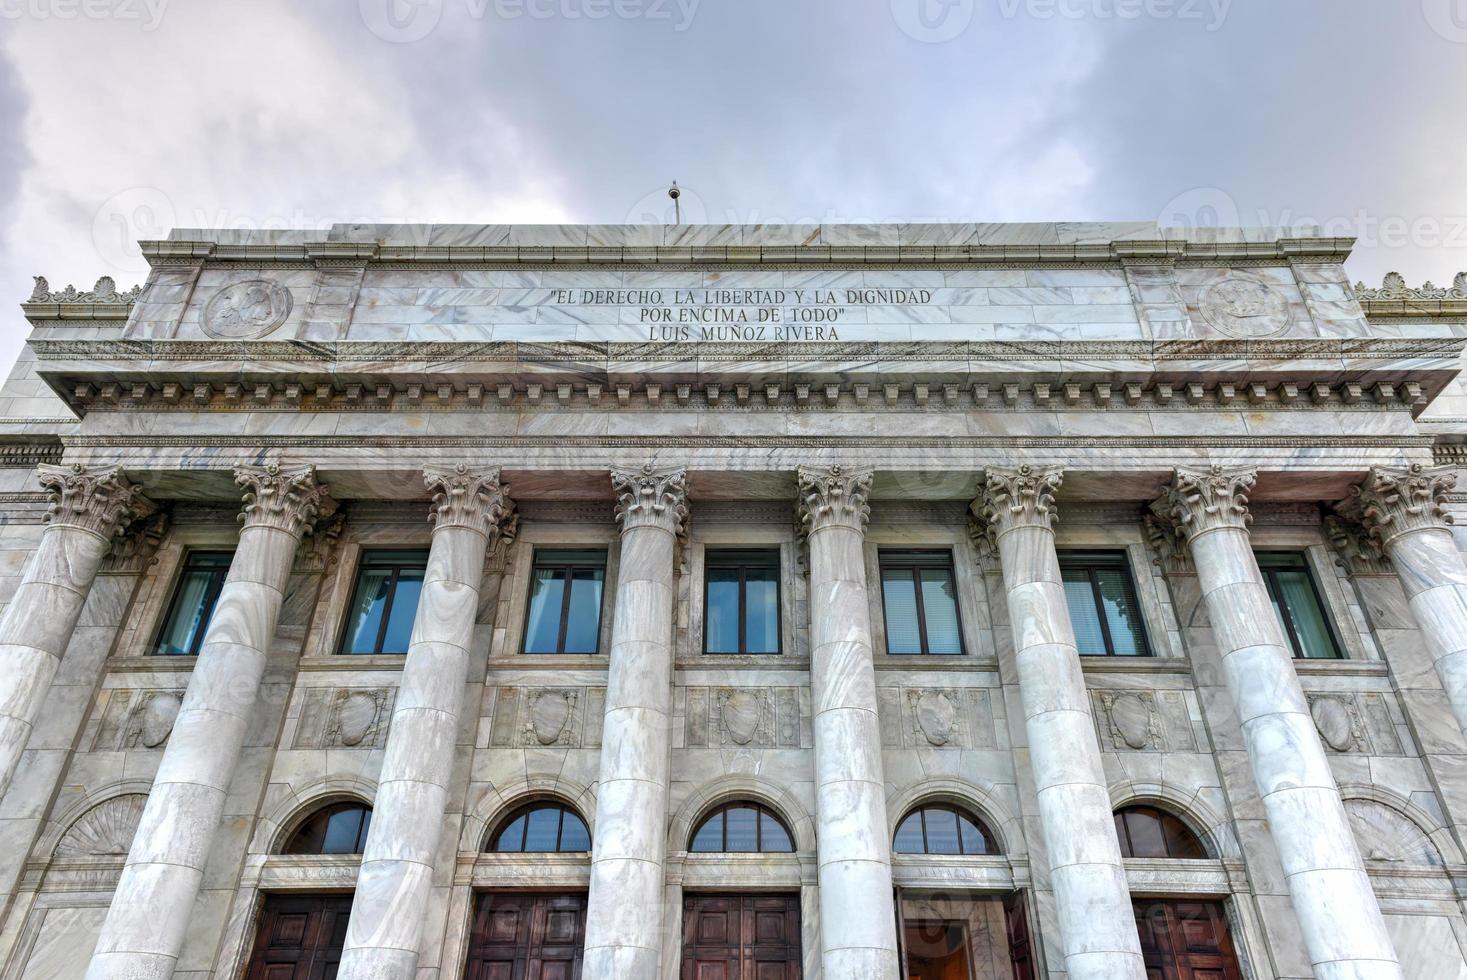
[
  {"xmin": 1152, "ymin": 465, "xmax": 1255, "ymax": 543},
  {"xmin": 612, "ymin": 463, "xmax": 689, "ymax": 535},
  {"xmin": 1339, "ymin": 464, "xmax": 1455, "ymax": 548},
  {"xmin": 970, "ymin": 465, "xmax": 1063, "ymax": 541},
  {"xmin": 425, "ymin": 466, "xmax": 517, "ymax": 541},
  {"xmin": 235, "ymin": 464, "xmax": 331, "ymax": 538},
  {"xmin": 796, "ymin": 464, "xmax": 873, "ymax": 535},
  {"xmin": 38, "ymin": 463, "xmax": 156, "ymax": 541},
  {"xmin": 1322, "ymin": 513, "xmax": 1392, "ymax": 576}
]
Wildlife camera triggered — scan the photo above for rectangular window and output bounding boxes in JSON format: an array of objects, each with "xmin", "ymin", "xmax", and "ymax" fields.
[
  {"xmin": 153, "ymin": 550, "xmax": 233, "ymax": 656},
  {"xmin": 523, "ymin": 549, "xmax": 607, "ymax": 654},
  {"xmin": 1058, "ymin": 551, "xmax": 1152, "ymax": 657},
  {"xmin": 340, "ymin": 550, "xmax": 429, "ymax": 655},
  {"xmin": 880, "ymin": 550, "xmax": 964, "ymax": 656},
  {"xmin": 1256, "ymin": 551, "xmax": 1343, "ymax": 660},
  {"xmin": 703, "ymin": 550, "xmax": 781, "ymax": 655}
]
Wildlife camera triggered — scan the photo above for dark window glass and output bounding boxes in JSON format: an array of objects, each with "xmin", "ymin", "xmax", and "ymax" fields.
[
  {"xmin": 1113, "ymin": 805, "xmax": 1207, "ymax": 859},
  {"xmin": 1256, "ymin": 552, "xmax": 1342, "ymax": 660},
  {"xmin": 340, "ymin": 551, "xmax": 429, "ymax": 655},
  {"xmin": 284, "ymin": 803, "xmax": 373, "ymax": 855},
  {"xmin": 687, "ymin": 803, "xmax": 795, "ymax": 853},
  {"xmin": 1058, "ymin": 552, "xmax": 1151, "ymax": 657},
  {"xmin": 489, "ymin": 803, "xmax": 591, "ymax": 853},
  {"xmin": 891, "ymin": 805, "xmax": 996, "ymax": 856},
  {"xmin": 523, "ymin": 550, "xmax": 606, "ymax": 654},
  {"xmin": 704, "ymin": 551, "xmax": 781, "ymax": 654},
  {"xmin": 880, "ymin": 551, "xmax": 964, "ymax": 656},
  {"xmin": 153, "ymin": 551, "xmax": 233, "ymax": 656}
]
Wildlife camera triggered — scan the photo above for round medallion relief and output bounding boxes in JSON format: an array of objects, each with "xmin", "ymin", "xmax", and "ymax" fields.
[
  {"xmin": 529, "ymin": 691, "xmax": 573, "ymax": 746},
  {"xmin": 336, "ymin": 692, "xmax": 380, "ymax": 747},
  {"xmin": 721, "ymin": 691, "xmax": 762, "ymax": 745},
  {"xmin": 1310, "ymin": 697, "xmax": 1355, "ymax": 752},
  {"xmin": 914, "ymin": 691, "xmax": 957, "ymax": 746},
  {"xmin": 1199, "ymin": 273, "xmax": 1290, "ymax": 338},
  {"xmin": 202, "ymin": 278, "xmax": 293, "ymax": 339},
  {"xmin": 138, "ymin": 692, "xmax": 181, "ymax": 748},
  {"xmin": 1107, "ymin": 693, "xmax": 1153, "ymax": 750}
]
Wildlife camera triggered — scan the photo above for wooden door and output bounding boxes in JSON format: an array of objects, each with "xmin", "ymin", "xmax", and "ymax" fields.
[
  {"xmin": 1003, "ymin": 892, "xmax": 1035, "ymax": 980},
  {"xmin": 244, "ymin": 894, "xmax": 353, "ymax": 980},
  {"xmin": 465, "ymin": 892, "xmax": 587, "ymax": 980},
  {"xmin": 1133, "ymin": 900, "xmax": 1243, "ymax": 980},
  {"xmin": 681, "ymin": 894, "xmax": 801, "ymax": 980}
]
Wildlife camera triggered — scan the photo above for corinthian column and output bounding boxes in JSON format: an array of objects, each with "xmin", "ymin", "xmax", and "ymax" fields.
[
  {"xmin": 1155, "ymin": 465, "xmax": 1400, "ymax": 980},
  {"xmin": 87, "ymin": 464, "xmax": 329, "ymax": 980},
  {"xmin": 339, "ymin": 467, "xmax": 515, "ymax": 979},
  {"xmin": 1342, "ymin": 464, "xmax": 1467, "ymax": 739},
  {"xmin": 583, "ymin": 464, "xmax": 688, "ymax": 977},
  {"xmin": 796, "ymin": 464, "xmax": 898, "ymax": 980},
  {"xmin": 0, "ymin": 464, "xmax": 152, "ymax": 798},
  {"xmin": 972, "ymin": 466, "xmax": 1145, "ymax": 980}
]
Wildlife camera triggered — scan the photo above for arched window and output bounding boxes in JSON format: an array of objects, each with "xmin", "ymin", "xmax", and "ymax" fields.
[
  {"xmin": 893, "ymin": 804, "xmax": 996, "ymax": 855},
  {"xmin": 284, "ymin": 802, "xmax": 373, "ymax": 855},
  {"xmin": 490, "ymin": 803, "xmax": 591, "ymax": 853},
  {"xmin": 689, "ymin": 802, "xmax": 794, "ymax": 853},
  {"xmin": 1114, "ymin": 805, "xmax": 1207, "ymax": 859}
]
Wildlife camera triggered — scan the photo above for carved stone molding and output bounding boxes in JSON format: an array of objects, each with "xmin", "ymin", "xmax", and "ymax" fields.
[
  {"xmin": 876, "ymin": 687, "xmax": 999, "ymax": 750},
  {"xmin": 425, "ymin": 465, "xmax": 517, "ymax": 541},
  {"xmin": 92, "ymin": 689, "xmax": 185, "ymax": 750},
  {"xmin": 1301, "ymin": 691, "xmax": 1406, "ymax": 756},
  {"xmin": 54, "ymin": 795, "xmax": 148, "ymax": 859},
  {"xmin": 1354, "ymin": 271, "xmax": 1467, "ymax": 302},
  {"xmin": 969, "ymin": 465, "xmax": 1062, "ymax": 545},
  {"xmin": 1143, "ymin": 513, "xmax": 1194, "ymax": 574},
  {"xmin": 795, "ymin": 463, "xmax": 873, "ymax": 537},
  {"xmin": 487, "ymin": 686, "xmax": 604, "ymax": 749},
  {"xmin": 28, "ymin": 275, "xmax": 141, "ymax": 306},
  {"xmin": 293, "ymin": 687, "xmax": 395, "ymax": 749},
  {"xmin": 1323, "ymin": 513, "xmax": 1392, "ymax": 576},
  {"xmin": 100, "ymin": 509, "xmax": 170, "ymax": 573},
  {"xmin": 1151, "ymin": 465, "xmax": 1255, "ymax": 544},
  {"xmin": 37, "ymin": 463, "xmax": 156, "ymax": 542},
  {"xmin": 685, "ymin": 687, "xmax": 804, "ymax": 749},
  {"xmin": 612, "ymin": 463, "xmax": 690, "ymax": 535},
  {"xmin": 1339, "ymin": 464, "xmax": 1456, "ymax": 548},
  {"xmin": 1090, "ymin": 689, "xmax": 1199, "ymax": 753},
  {"xmin": 235, "ymin": 463, "xmax": 332, "ymax": 538}
]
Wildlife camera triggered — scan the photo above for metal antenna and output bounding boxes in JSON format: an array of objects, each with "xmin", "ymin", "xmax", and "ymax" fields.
[{"xmin": 668, "ymin": 181, "xmax": 681, "ymax": 225}]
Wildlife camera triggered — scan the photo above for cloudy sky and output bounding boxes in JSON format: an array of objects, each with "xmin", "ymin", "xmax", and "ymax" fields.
[{"xmin": 1, "ymin": 0, "xmax": 1465, "ymax": 371}]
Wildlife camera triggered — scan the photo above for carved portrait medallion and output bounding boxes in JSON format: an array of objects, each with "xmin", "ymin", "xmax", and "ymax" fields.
[
  {"xmin": 1309, "ymin": 695, "xmax": 1358, "ymax": 752},
  {"xmin": 202, "ymin": 278, "xmax": 292, "ymax": 339},
  {"xmin": 136, "ymin": 692, "xmax": 181, "ymax": 748},
  {"xmin": 1101, "ymin": 692, "xmax": 1162, "ymax": 751},
  {"xmin": 913, "ymin": 690, "xmax": 958, "ymax": 747},
  {"xmin": 335, "ymin": 691, "xmax": 382, "ymax": 747},
  {"xmin": 1198, "ymin": 272, "xmax": 1290, "ymax": 338},
  {"xmin": 528, "ymin": 690, "xmax": 576, "ymax": 746}
]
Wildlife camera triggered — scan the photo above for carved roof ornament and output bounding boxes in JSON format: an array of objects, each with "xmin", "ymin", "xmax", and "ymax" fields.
[
  {"xmin": 1353, "ymin": 271, "xmax": 1467, "ymax": 301},
  {"xmin": 796, "ymin": 463, "xmax": 874, "ymax": 536},
  {"xmin": 611, "ymin": 462, "xmax": 690, "ymax": 535},
  {"xmin": 27, "ymin": 275, "xmax": 142, "ymax": 306},
  {"xmin": 37, "ymin": 463, "xmax": 156, "ymax": 542},
  {"xmin": 235, "ymin": 463, "xmax": 332, "ymax": 538},
  {"xmin": 1338, "ymin": 464, "xmax": 1456, "ymax": 549},
  {"xmin": 425, "ymin": 465, "xmax": 517, "ymax": 541},
  {"xmin": 969, "ymin": 465, "xmax": 1063, "ymax": 544},
  {"xmin": 1151, "ymin": 465, "xmax": 1256, "ymax": 543}
]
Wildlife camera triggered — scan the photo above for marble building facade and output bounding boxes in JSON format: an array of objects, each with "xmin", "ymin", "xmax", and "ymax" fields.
[{"xmin": 0, "ymin": 222, "xmax": 1462, "ymax": 979}]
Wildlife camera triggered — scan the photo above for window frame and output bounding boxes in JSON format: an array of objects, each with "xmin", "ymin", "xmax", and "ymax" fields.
[
  {"xmin": 878, "ymin": 549, "xmax": 966, "ymax": 656},
  {"xmin": 1057, "ymin": 550, "xmax": 1152, "ymax": 657},
  {"xmin": 338, "ymin": 549, "xmax": 430, "ymax": 656},
  {"xmin": 892, "ymin": 804, "xmax": 996, "ymax": 856},
  {"xmin": 688, "ymin": 802, "xmax": 795, "ymax": 854},
  {"xmin": 283, "ymin": 801, "xmax": 374, "ymax": 855},
  {"xmin": 702, "ymin": 549, "xmax": 783, "ymax": 656},
  {"xmin": 1113, "ymin": 805, "xmax": 1208, "ymax": 860},
  {"xmin": 520, "ymin": 549, "xmax": 608, "ymax": 655},
  {"xmin": 152, "ymin": 549, "xmax": 233, "ymax": 656},
  {"xmin": 1254, "ymin": 550, "xmax": 1344, "ymax": 660},
  {"xmin": 488, "ymin": 802, "xmax": 592, "ymax": 853}
]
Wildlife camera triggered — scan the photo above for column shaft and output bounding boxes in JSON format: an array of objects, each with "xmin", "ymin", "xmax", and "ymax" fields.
[
  {"xmin": 798, "ymin": 465, "xmax": 898, "ymax": 980},
  {"xmin": 86, "ymin": 465, "xmax": 327, "ymax": 980},
  {"xmin": 1160, "ymin": 466, "xmax": 1400, "ymax": 980},
  {"xmin": 339, "ymin": 468, "xmax": 512, "ymax": 979},
  {"xmin": 583, "ymin": 465, "xmax": 687, "ymax": 977},
  {"xmin": 0, "ymin": 465, "xmax": 150, "ymax": 797},
  {"xmin": 976, "ymin": 466, "xmax": 1145, "ymax": 980}
]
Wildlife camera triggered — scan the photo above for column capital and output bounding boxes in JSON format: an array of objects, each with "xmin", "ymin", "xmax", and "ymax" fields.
[
  {"xmin": 37, "ymin": 463, "xmax": 156, "ymax": 541},
  {"xmin": 612, "ymin": 463, "xmax": 689, "ymax": 535},
  {"xmin": 425, "ymin": 465, "xmax": 517, "ymax": 541},
  {"xmin": 1340, "ymin": 463, "xmax": 1456, "ymax": 548},
  {"xmin": 1152, "ymin": 464, "xmax": 1255, "ymax": 543},
  {"xmin": 796, "ymin": 463, "xmax": 873, "ymax": 535},
  {"xmin": 235, "ymin": 464, "xmax": 331, "ymax": 538},
  {"xmin": 970, "ymin": 465, "xmax": 1062, "ymax": 542}
]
